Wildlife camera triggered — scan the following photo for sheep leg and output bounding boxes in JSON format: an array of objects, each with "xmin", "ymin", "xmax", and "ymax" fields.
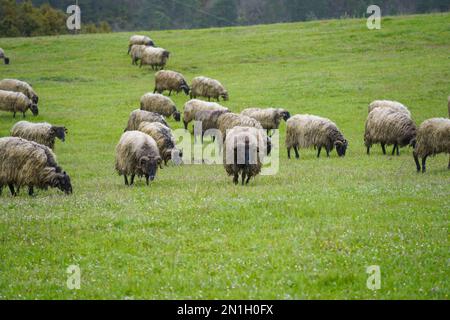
[
  {"xmin": 246, "ymin": 175, "xmax": 251, "ymax": 185},
  {"xmin": 422, "ymin": 156, "xmax": 428, "ymax": 173},
  {"xmin": 326, "ymin": 147, "xmax": 330, "ymax": 158},
  {"xmin": 183, "ymin": 121, "xmax": 188, "ymax": 130},
  {"xmin": 367, "ymin": 146, "xmax": 371, "ymax": 155},
  {"xmin": 242, "ymin": 171, "xmax": 246, "ymax": 186},
  {"xmin": 233, "ymin": 173, "xmax": 239, "ymax": 185},
  {"xmin": 448, "ymin": 156, "xmax": 450, "ymax": 170},
  {"xmin": 391, "ymin": 144, "xmax": 398, "ymax": 156},
  {"xmin": 396, "ymin": 145, "xmax": 400, "ymax": 156},
  {"xmin": 23, "ymin": 112, "xmax": 26, "ymax": 118},
  {"xmin": 28, "ymin": 186, "xmax": 34, "ymax": 197},
  {"xmin": 130, "ymin": 175, "xmax": 136, "ymax": 186},
  {"xmin": 287, "ymin": 148, "xmax": 291, "ymax": 159},
  {"xmin": 414, "ymin": 153, "xmax": 421, "ymax": 172},
  {"xmin": 317, "ymin": 147, "xmax": 322, "ymax": 158},
  {"xmin": 8, "ymin": 184, "xmax": 16, "ymax": 197},
  {"xmin": 169, "ymin": 90, "xmax": 172, "ymax": 96},
  {"xmin": 0, "ymin": 185, "xmax": 2, "ymax": 196},
  {"xmin": 124, "ymin": 175, "xmax": 129, "ymax": 186},
  {"xmin": 381, "ymin": 143, "xmax": 386, "ymax": 155},
  {"xmin": 294, "ymin": 147, "xmax": 300, "ymax": 159},
  {"xmin": 13, "ymin": 112, "xmax": 16, "ymax": 118}
]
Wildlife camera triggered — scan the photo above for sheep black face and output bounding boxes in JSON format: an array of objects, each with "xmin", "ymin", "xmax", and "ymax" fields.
[
  {"xmin": 335, "ymin": 140, "xmax": 348, "ymax": 157},
  {"xmin": 32, "ymin": 95, "xmax": 39, "ymax": 104},
  {"xmin": 221, "ymin": 92, "xmax": 229, "ymax": 101},
  {"xmin": 173, "ymin": 111, "xmax": 181, "ymax": 122},
  {"xmin": 181, "ymin": 84, "xmax": 190, "ymax": 96},
  {"xmin": 282, "ymin": 111, "xmax": 291, "ymax": 122},
  {"xmin": 4, "ymin": 57, "xmax": 9, "ymax": 65},
  {"xmin": 148, "ymin": 41, "xmax": 155, "ymax": 47},
  {"xmin": 53, "ymin": 172, "xmax": 73, "ymax": 195},
  {"xmin": 140, "ymin": 156, "xmax": 162, "ymax": 185},
  {"xmin": 51, "ymin": 126, "xmax": 68, "ymax": 142},
  {"xmin": 30, "ymin": 104, "xmax": 39, "ymax": 116}
]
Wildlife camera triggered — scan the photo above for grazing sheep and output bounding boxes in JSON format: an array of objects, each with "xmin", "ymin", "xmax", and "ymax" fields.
[
  {"xmin": 125, "ymin": 109, "xmax": 169, "ymax": 132},
  {"xmin": 0, "ymin": 79, "xmax": 39, "ymax": 104},
  {"xmin": 413, "ymin": 118, "xmax": 450, "ymax": 173},
  {"xmin": 140, "ymin": 47, "xmax": 170, "ymax": 70},
  {"xmin": 286, "ymin": 115, "xmax": 348, "ymax": 159},
  {"xmin": 140, "ymin": 93, "xmax": 180, "ymax": 122},
  {"xmin": 365, "ymin": 108, "xmax": 416, "ymax": 156},
  {"xmin": 224, "ymin": 127, "xmax": 269, "ymax": 185},
  {"xmin": 190, "ymin": 76, "xmax": 229, "ymax": 102},
  {"xmin": 183, "ymin": 99, "xmax": 229, "ymax": 130},
  {"xmin": 241, "ymin": 108, "xmax": 291, "ymax": 136},
  {"xmin": 154, "ymin": 70, "xmax": 190, "ymax": 96},
  {"xmin": 193, "ymin": 108, "xmax": 231, "ymax": 141},
  {"xmin": 138, "ymin": 122, "xmax": 182, "ymax": 165},
  {"xmin": 0, "ymin": 90, "xmax": 38, "ymax": 118},
  {"xmin": 217, "ymin": 113, "xmax": 263, "ymax": 141},
  {"xmin": 11, "ymin": 121, "xmax": 67, "ymax": 150},
  {"xmin": 128, "ymin": 35, "xmax": 154, "ymax": 54},
  {"xmin": 368, "ymin": 100, "xmax": 411, "ymax": 117},
  {"xmin": 0, "ymin": 137, "xmax": 72, "ymax": 196},
  {"xmin": 0, "ymin": 48, "xmax": 9, "ymax": 65},
  {"xmin": 130, "ymin": 44, "xmax": 147, "ymax": 65},
  {"xmin": 115, "ymin": 131, "xmax": 162, "ymax": 186}
]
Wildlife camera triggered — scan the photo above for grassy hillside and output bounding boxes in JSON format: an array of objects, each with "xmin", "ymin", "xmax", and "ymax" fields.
[{"xmin": 0, "ymin": 13, "xmax": 449, "ymax": 299}]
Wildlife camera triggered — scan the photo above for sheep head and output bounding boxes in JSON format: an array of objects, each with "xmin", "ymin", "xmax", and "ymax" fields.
[{"xmin": 335, "ymin": 139, "xmax": 348, "ymax": 157}]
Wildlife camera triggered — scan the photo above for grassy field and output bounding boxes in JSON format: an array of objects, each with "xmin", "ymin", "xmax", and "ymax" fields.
[{"xmin": 0, "ymin": 13, "xmax": 449, "ymax": 300}]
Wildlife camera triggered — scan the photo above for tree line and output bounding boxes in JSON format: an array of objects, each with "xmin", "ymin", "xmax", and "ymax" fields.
[{"xmin": 1, "ymin": 0, "xmax": 449, "ymax": 37}]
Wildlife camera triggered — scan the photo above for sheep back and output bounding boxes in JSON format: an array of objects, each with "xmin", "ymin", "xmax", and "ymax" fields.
[
  {"xmin": 368, "ymin": 100, "xmax": 411, "ymax": 117},
  {"xmin": 183, "ymin": 99, "xmax": 228, "ymax": 126},
  {"xmin": 218, "ymin": 113, "xmax": 263, "ymax": 139},
  {"xmin": 11, "ymin": 121, "xmax": 56, "ymax": 149},
  {"xmin": 125, "ymin": 109, "xmax": 169, "ymax": 131},
  {"xmin": 141, "ymin": 47, "xmax": 169, "ymax": 69},
  {"xmin": 241, "ymin": 108, "xmax": 289, "ymax": 130},
  {"xmin": 140, "ymin": 93, "xmax": 177, "ymax": 118},
  {"xmin": 191, "ymin": 77, "xmax": 228, "ymax": 101}
]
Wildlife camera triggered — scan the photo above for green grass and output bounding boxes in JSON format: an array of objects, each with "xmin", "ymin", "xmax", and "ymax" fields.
[{"xmin": 0, "ymin": 13, "xmax": 449, "ymax": 300}]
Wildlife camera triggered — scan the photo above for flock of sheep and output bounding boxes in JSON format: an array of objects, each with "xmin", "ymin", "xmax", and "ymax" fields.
[{"xmin": 0, "ymin": 34, "xmax": 449, "ymax": 197}]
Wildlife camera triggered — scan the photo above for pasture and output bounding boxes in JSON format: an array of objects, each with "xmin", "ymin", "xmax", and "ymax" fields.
[{"xmin": 0, "ymin": 13, "xmax": 449, "ymax": 299}]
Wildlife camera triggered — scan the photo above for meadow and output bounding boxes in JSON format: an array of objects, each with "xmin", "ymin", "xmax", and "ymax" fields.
[{"xmin": 0, "ymin": 13, "xmax": 449, "ymax": 300}]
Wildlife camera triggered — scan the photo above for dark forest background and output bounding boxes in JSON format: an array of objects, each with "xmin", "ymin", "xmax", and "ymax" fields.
[{"xmin": 1, "ymin": 0, "xmax": 449, "ymax": 37}]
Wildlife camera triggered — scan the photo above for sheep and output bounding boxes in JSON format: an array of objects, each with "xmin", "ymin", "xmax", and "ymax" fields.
[
  {"xmin": 140, "ymin": 47, "xmax": 170, "ymax": 71},
  {"xmin": 223, "ymin": 127, "xmax": 268, "ymax": 185},
  {"xmin": 138, "ymin": 122, "xmax": 182, "ymax": 165},
  {"xmin": 0, "ymin": 137, "xmax": 72, "ymax": 196},
  {"xmin": 217, "ymin": 113, "xmax": 263, "ymax": 141},
  {"xmin": 128, "ymin": 35, "xmax": 155, "ymax": 54},
  {"xmin": 412, "ymin": 118, "xmax": 450, "ymax": 173},
  {"xmin": 130, "ymin": 44, "xmax": 147, "ymax": 66},
  {"xmin": 11, "ymin": 121, "xmax": 67, "ymax": 150},
  {"xmin": 241, "ymin": 108, "xmax": 291, "ymax": 136},
  {"xmin": 286, "ymin": 115, "xmax": 348, "ymax": 159},
  {"xmin": 0, "ymin": 79, "xmax": 39, "ymax": 104},
  {"xmin": 190, "ymin": 76, "xmax": 229, "ymax": 102},
  {"xmin": 364, "ymin": 108, "xmax": 416, "ymax": 156},
  {"xmin": 125, "ymin": 109, "xmax": 169, "ymax": 132},
  {"xmin": 368, "ymin": 100, "xmax": 411, "ymax": 117},
  {"xmin": 115, "ymin": 131, "xmax": 162, "ymax": 186},
  {"xmin": 183, "ymin": 99, "xmax": 229, "ymax": 130},
  {"xmin": 193, "ymin": 108, "xmax": 230, "ymax": 141},
  {"xmin": 140, "ymin": 93, "xmax": 181, "ymax": 122},
  {"xmin": 0, "ymin": 90, "xmax": 38, "ymax": 118},
  {"xmin": 154, "ymin": 70, "xmax": 190, "ymax": 96},
  {"xmin": 0, "ymin": 48, "xmax": 9, "ymax": 65}
]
